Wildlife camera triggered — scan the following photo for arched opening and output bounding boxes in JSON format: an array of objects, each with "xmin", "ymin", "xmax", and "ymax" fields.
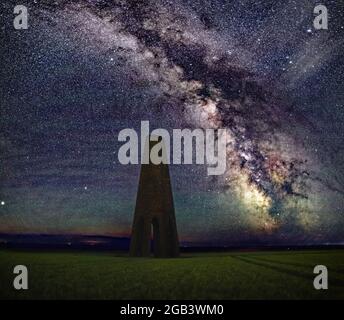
[
  {"xmin": 151, "ymin": 217, "xmax": 161, "ymax": 257},
  {"xmin": 134, "ymin": 216, "xmax": 147, "ymax": 256}
]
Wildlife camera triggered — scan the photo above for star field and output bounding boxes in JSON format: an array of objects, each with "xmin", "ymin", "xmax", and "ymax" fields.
[{"xmin": 0, "ymin": 0, "xmax": 343, "ymax": 245}]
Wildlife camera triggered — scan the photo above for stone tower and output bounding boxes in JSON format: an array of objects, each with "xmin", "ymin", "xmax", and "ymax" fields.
[{"xmin": 129, "ymin": 138, "xmax": 179, "ymax": 258}]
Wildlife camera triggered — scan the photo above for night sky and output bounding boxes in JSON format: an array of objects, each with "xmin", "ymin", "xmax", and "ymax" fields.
[{"xmin": 0, "ymin": 0, "xmax": 344, "ymax": 245}]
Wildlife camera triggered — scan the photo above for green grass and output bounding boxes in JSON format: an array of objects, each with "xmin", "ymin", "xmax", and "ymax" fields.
[{"xmin": 0, "ymin": 249, "xmax": 343, "ymax": 299}]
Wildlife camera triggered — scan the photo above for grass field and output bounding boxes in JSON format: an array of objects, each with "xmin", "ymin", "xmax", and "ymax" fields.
[{"xmin": 0, "ymin": 249, "xmax": 343, "ymax": 299}]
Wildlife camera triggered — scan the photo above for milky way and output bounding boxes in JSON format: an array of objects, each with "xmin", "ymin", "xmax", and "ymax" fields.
[{"xmin": 0, "ymin": 0, "xmax": 343, "ymax": 245}]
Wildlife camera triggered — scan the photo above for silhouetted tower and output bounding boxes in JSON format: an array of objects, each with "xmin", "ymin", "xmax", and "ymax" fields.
[{"xmin": 130, "ymin": 138, "xmax": 179, "ymax": 258}]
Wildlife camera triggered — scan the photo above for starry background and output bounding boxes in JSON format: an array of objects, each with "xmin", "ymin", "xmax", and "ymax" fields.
[{"xmin": 0, "ymin": 0, "xmax": 343, "ymax": 245}]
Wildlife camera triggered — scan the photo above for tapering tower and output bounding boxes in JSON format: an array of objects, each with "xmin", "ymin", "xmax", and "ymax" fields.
[{"xmin": 129, "ymin": 138, "xmax": 179, "ymax": 258}]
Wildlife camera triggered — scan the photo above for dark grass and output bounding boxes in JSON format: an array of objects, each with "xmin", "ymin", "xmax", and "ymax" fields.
[{"xmin": 0, "ymin": 249, "xmax": 343, "ymax": 299}]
